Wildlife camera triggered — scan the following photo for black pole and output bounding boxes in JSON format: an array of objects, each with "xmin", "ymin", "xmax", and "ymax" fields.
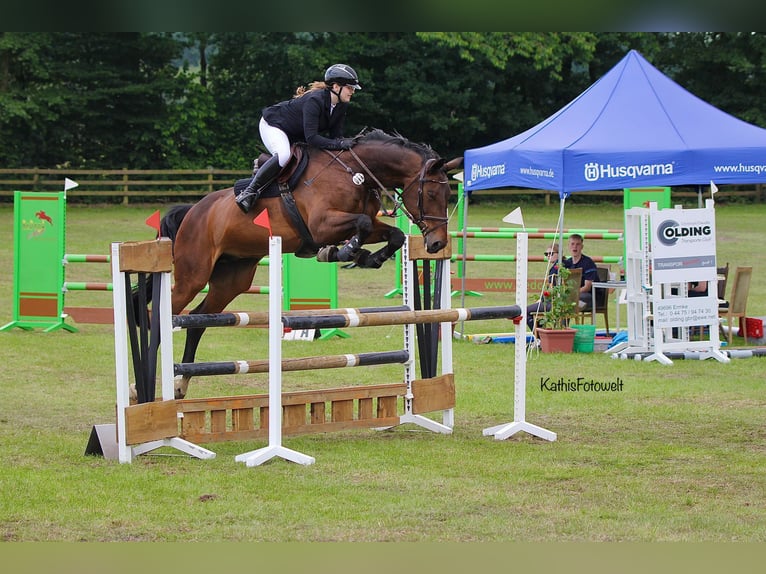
[
  {"xmin": 124, "ymin": 272, "xmax": 145, "ymax": 403},
  {"xmin": 145, "ymin": 273, "xmax": 162, "ymax": 402},
  {"xmin": 429, "ymin": 260, "xmax": 443, "ymax": 376},
  {"xmin": 421, "ymin": 260, "xmax": 433, "ymax": 378}
]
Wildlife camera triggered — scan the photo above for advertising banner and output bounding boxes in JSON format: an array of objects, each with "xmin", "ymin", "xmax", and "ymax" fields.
[{"xmin": 650, "ymin": 207, "xmax": 717, "ymax": 284}]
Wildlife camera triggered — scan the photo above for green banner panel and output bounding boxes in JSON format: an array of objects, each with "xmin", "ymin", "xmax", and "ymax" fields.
[
  {"xmin": 1, "ymin": 191, "xmax": 76, "ymax": 332},
  {"xmin": 282, "ymin": 254, "xmax": 344, "ymax": 339}
]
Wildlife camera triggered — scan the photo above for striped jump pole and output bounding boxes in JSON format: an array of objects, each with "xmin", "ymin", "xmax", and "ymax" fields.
[
  {"xmin": 63, "ymin": 252, "xmax": 269, "ymax": 326},
  {"xmin": 64, "ymin": 282, "xmax": 269, "ymax": 294},
  {"xmin": 465, "ymin": 227, "xmax": 623, "ymax": 235},
  {"xmin": 172, "ymin": 305, "xmax": 412, "ymax": 330},
  {"xmin": 175, "ymin": 349, "xmax": 410, "ymax": 378},
  {"xmin": 64, "ymin": 254, "xmax": 111, "ymax": 263},
  {"xmin": 449, "ymin": 254, "xmax": 622, "ymax": 264},
  {"xmin": 63, "ymin": 281, "xmax": 111, "ymax": 291},
  {"xmin": 450, "ymin": 231, "xmax": 623, "ymax": 240},
  {"xmin": 172, "ymin": 305, "xmax": 520, "ymax": 331},
  {"xmin": 281, "ymin": 306, "xmax": 521, "ymax": 331},
  {"xmin": 449, "ymin": 230, "xmax": 623, "ymax": 298}
]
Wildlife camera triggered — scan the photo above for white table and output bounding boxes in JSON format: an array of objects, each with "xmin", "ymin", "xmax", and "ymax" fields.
[{"xmin": 591, "ymin": 280, "xmax": 627, "ymax": 332}]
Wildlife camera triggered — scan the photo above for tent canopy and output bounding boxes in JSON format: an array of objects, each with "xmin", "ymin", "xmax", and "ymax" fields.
[{"xmin": 464, "ymin": 50, "xmax": 766, "ymax": 197}]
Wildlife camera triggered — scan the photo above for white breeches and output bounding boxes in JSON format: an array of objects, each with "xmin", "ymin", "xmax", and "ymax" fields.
[{"xmin": 259, "ymin": 117, "xmax": 291, "ymax": 167}]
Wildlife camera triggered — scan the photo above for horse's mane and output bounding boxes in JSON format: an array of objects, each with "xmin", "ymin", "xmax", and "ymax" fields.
[{"xmin": 354, "ymin": 128, "xmax": 438, "ymax": 160}]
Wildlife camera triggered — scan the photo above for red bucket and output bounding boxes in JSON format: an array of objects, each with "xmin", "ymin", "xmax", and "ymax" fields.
[{"xmin": 739, "ymin": 317, "xmax": 763, "ymax": 339}]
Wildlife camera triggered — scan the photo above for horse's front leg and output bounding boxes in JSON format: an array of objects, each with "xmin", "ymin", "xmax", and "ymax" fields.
[
  {"xmin": 353, "ymin": 224, "xmax": 404, "ymax": 269},
  {"xmin": 317, "ymin": 213, "xmax": 374, "ymax": 263}
]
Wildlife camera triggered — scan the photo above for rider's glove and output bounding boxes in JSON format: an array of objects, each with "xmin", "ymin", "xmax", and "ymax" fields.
[{"xmin": 336, "ymin": 138, "xmax": 354, "ymax": 150}]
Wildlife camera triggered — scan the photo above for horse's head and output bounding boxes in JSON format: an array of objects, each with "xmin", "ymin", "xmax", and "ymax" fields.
[
  {"xmin": 398, "ymin": 155, "xmax": 462, "ymax": 254},
  {"xmin": 348, "ymin": 129, "xmax": 461, "ymax": 254}
]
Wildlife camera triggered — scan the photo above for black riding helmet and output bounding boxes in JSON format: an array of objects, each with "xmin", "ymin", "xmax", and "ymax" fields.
[{"xmin": 324, "ymin": 64, "xmax": 362, "ymax": 90}]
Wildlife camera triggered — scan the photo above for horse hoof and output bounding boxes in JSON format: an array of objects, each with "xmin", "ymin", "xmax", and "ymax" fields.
[
  {"xmin": 174, "ymin": 375, "xmax": 188, "ymax": 400},
  {"xmin": 316, "ymin": 245, "xmax": 338, "ymax": 262},
  {"xmin": 353, "ymin": 249, "xmax": 372, "ymax": 268},
  {"xmin": 356, "ymin": 250, "xmax": 385, "ymax": 269}
]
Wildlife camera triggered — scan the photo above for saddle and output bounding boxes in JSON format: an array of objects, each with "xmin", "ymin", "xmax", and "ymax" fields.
[
  {"xmin": 232, "ymin": 144, "xmax": 321, "ymax": 257},
  {"xmin": 232, "ymin": 144, "xmax": 309, "ymax": 199}
]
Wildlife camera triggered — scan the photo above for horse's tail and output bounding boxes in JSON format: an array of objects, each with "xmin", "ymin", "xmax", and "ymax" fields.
[
  {"xmin": 158, "ymin": 204, "xmax": 193, "ymax": 244},
  {"xmin": 130, "ymin": 204, "xmax": 193, "ymax": 323}
]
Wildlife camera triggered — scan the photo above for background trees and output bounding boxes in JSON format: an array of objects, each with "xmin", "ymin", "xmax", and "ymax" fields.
[{"xmin": 1, "ymin": 32, "xmax": 765, "ymax": 170}]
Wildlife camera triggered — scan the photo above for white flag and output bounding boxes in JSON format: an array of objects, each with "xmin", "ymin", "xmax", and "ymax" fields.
[
  {"xmin": 502, "ymin": 206, "xmax": 524, "ymax": 227},
  {"xmin": 64, "ymin": 178, "xmax": 79, "ymax": 191},
  {"xmin": 710, "ymin": 180, "xmax": 718, "ymax": 195},
  {"xmin": 452, "ymin": 171, "xmax": 464, "ymax": 182}
]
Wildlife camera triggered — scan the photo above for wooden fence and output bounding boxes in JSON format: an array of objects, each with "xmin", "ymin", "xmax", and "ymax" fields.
[
  {"xmin": 0, "ymin": 168, "xmax": 252, "ymax": 204},
  {"xmin": 0, "ymin": 168, "xmax": 763, "ymax": 204}
]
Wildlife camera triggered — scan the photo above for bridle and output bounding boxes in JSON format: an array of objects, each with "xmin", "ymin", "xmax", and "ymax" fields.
[
  {"xmin": 396, "ymin": 157, "xmax": 450, "ymax": 237},
  {"xmin": 325, "ymin": 148, "xmax": 450, "ymax": 237}
]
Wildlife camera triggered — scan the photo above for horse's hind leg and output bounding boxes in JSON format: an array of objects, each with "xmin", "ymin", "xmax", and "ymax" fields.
[{"xmin": 175, "ymin": 258, "xmax": 259, "ymax": 399}]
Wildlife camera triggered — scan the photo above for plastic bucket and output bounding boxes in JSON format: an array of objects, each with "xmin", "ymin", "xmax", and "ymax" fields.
[{"xmin": 572, "ymin": 324, "xmax": 596, "ymax": 353}]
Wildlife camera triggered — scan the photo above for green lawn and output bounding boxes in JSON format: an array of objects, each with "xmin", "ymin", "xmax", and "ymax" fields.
[{"xmin": 1, "ymin": 199, "xmax": 765, "ymax": 543}]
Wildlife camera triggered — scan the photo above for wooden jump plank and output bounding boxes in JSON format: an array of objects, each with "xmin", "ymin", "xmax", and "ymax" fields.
[
  {"xmin": 412, "ymin": 374, "xmax": 455, "ymax": 414},
  {"xmin": 180, "ymin": 414, "xmax": 405, "ymax": 444},
  {"xmin": 174, "ymin": 383, "xmax": 410, "ymax": 443},
  {"xmin": 124, "ymin": 378, "xmax": 451, "ymax": 445},
  {"xmin": 124, "ymin": 400, "xmax": 177, "ymax": 445}
]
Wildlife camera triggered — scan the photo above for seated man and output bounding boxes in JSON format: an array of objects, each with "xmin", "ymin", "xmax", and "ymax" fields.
[{"xmin": 563, "ymin": 233, "xmax": 598, "ymax": 311}]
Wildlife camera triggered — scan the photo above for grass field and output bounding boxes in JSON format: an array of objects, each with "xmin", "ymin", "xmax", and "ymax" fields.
[{"xmin": 1, "ymin": 198, "xmax": 765, "ymax": 544}]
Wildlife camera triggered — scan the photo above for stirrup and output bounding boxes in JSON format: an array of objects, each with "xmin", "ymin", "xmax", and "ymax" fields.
[{"xmin": 235, "ymin": 190, "xmax": 258, "ymax": 213}]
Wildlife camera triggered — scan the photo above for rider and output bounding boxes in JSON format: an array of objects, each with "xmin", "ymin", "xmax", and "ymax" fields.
[{"xmin": 235, "ymin": 63, "xmax": 362, "ymax": 213}]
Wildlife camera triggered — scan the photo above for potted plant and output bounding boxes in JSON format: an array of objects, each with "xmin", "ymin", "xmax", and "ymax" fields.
[{"xmin": 536, "ymin": 266, "xmax": 578, "ymax": 353}]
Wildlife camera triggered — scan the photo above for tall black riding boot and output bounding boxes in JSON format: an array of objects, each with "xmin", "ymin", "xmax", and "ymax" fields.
[{"xmin": 235, "ymin": 155, "xmax": 281, "ymax": 213}]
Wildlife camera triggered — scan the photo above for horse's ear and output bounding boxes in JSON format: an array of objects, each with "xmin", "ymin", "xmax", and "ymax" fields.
[
  {"xmin": 428, "ymin": 158, "xmax": 446, "ymax": 172},
  {"xmin": 444, "ymin": 157, "xmax": 464, "ymax": 172}
]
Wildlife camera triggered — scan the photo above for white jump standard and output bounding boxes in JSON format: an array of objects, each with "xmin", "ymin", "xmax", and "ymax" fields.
[{"xmin": 482, "ymin": 233, "xmax": 557, "ymax": 442}]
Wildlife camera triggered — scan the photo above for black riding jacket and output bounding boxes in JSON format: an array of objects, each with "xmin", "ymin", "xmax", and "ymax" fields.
[{"xmin": 261, "ymin": 88, "xmax": 348, "ymax": 150}]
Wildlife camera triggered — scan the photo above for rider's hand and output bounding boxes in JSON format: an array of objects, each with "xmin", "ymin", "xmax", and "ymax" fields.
[{"xmin": 336, "ymin": 138, "xmax": 354, "ymax": 150}]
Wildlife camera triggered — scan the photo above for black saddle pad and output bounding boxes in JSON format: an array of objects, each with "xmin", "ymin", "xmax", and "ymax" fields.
[
  {"xmin": 232, "ymin": 149, "xmax": 309, "ymax": 200},
  {"xmin": 232, "ymin": 178, "xmax": 283, "ymax": 199}
]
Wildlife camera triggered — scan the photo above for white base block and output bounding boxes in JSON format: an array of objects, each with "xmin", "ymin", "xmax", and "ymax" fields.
[
  {"xmin": 131, "ymin": 437, "xmax": 216, "ymax": 459},
  {"xmin": 235, "ymin": 445, "xmax": 315, "ymax": 467},
  {"xmin": 398, "ymin": 413, "xmax": 453, "ymax": 434},
  {"xmin": 483, "ymin": 421, "xmax": 557, "ymax": 442}
]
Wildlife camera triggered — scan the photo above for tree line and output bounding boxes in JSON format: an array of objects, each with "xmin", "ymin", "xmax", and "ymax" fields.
[{"xmin": 1, "ymin": 32, "xmax": 764, "ymax": 171}]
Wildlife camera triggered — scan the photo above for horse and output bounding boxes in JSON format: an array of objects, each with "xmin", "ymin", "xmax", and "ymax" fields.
[{"xmin": 152, "ymin": 128, "xmax": 462, "ymax": 399}]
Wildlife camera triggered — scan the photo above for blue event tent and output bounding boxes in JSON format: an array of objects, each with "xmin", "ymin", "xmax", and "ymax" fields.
[{"xmin": 464, "ymin": 50, "xmax": 766, "ymax": 197}]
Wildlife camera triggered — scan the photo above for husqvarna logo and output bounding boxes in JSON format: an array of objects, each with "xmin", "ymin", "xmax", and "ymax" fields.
[
  {"xmin": 584, "ymin": 162, "xmax": 600, "ymax": 182},
  {"xmin": 470, "ymin": 162, "xmax": 505, "ymax": 182},
  {"xmin": 657, "ymin": 219, "xmax": 712, "ymax": 246},
  {"xmin": 584, "ymin": 161, "xmax": 674, "ymax": 182}
]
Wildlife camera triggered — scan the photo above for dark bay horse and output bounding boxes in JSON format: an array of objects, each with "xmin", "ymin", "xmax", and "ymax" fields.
[{"xmin": 159, "ymin": 129, "xmax": 462, "ymax": 398}]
